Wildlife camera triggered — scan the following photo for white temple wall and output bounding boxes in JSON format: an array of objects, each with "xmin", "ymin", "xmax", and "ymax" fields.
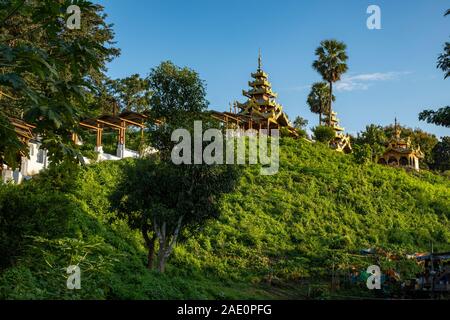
[{"xmin": 2, "ymin": 141, "xmax": 153, "ymax": 184}]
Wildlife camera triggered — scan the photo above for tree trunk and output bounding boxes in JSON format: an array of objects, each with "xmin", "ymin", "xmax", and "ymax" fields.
[
  {"xmin": 147, "ymin": 235, "xmax": 156, "ymax": 269},
  {"xmin": 328, "ymin": 81, "xmax": 333, "ymax": 126},
  {"xmin": 154, "ymin": 216, "xmax": 184, "ymax": 273},
  {"xmin": 157, "ymin": 242, "xmax": 168, "ymax": 273},
  {"xmin": 158, "ymin": 259, "xmax": 166, "ymax": 273},
  {"xmin": 142, "ymin": 227, "xmax": 156, "ymax": 269},
  {"xmin": 319, "ymin": 112, "xmax": 322, "ymax": 126}
]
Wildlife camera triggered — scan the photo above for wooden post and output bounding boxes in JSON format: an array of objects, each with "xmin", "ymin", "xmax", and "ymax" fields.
[
  {"xmin": 119, "ymin": 120, "xmax": 126, "ymax": 145},
  {"xmin": 96, "ymin": 125, "xmax": 102, "ymax": 148},
  {"xmin": 71, "ymin": 133, "xmax": 78, "ymax": 144}
]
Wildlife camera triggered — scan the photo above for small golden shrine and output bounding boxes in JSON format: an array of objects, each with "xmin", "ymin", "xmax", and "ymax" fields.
[
  {"xmin": 323, "ymin": 111, "xmax": 352, "ymax": 153},
  {"xmin": 377, "ymin": 119, "xmax": 424, "ymax": 171}
]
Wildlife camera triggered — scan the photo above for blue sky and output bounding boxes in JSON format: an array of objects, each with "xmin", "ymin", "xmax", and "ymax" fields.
[{"xmin": 98, "ymin": 0, "xmax": 450, "ymax": 138}]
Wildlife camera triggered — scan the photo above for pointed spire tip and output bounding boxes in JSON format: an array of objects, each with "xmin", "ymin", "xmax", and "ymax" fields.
[{"xmin": 258, "ymin": 49, "xmax": 262, "ymax": 71}]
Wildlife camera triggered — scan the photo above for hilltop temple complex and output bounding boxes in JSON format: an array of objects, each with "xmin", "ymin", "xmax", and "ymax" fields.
[
  {"xmin": 377, "ymin": 119, "xmax": 424, "ymax": 171},
  {"xmin": 1, "ymin": 57, "xmax": 426, "ymax": 185},
  {"xmin": 212, "ymin": 52, "xmax": 297, "ymax": 136}
]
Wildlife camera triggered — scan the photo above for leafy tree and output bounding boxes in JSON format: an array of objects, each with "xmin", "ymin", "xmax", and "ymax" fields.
[
  {"xmin": 292, "ymin": 116, "xmax": 308, "ymax": 138},
  {"xmin": 146, "ymin": 61, "xmax": 209, "ymax": 158},
  {"xmin": 312, "ymin": 40, "xmax": 348, "ymax": 126},
  {"xmin": 353, "ymin": 143, "xmax": 372, "ymax": 165},
  {"xmin": 431, "ymin": 137, "xmax": 450, "ymax": 171},
  {"xmin": 306, "ymin": 82, "xmax": 334, "ymax": 125},
  {"xmin": 108, "ymin": 74, "xmax": 152, "ymax": 113},
  {"xmin": 0, "ymin": 116, "xmax": 23, "ymax": 169},
  {"xmin": 0, "ymin": 0, "xmax": 119, "ymax": 168},
  {"xmin": 293, "ymin": 116, "xmax": 308, "ymax": 130},
  {"xmin": 354, "ymin": 124, "xmax": 387, "ymax": 160},
  {"xmin": 111, "ymin": 61, "xmax": 239, "ymax": 272},
  {"xmin": 313, "ymin": 125, "xmax": 336, "ymax": 144},
  {"xmin": 113, "ymin": 159, "xmax": 239, "ymax": 272}
]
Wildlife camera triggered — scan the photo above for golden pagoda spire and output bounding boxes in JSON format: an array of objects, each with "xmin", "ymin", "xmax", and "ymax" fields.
[
  {"xmin": 394, "ymin": 117, "xmax": 401, "ymax": 139},
  {"xmin": 258, "ymin": 49, "xmax": 262, "ymax": 71}
]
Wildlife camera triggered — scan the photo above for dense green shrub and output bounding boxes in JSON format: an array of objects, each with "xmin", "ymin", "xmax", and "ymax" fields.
[
  {"xmin": 313, "ymin": 125, "xmax": 336, "ymax": 143},
  {"xmin": 0, "ymin": 185, "xmax": 74, "ymax": 269},
  {"xmin": 353, "ymin": 143, "xmax": 372, "ymax": 164}
]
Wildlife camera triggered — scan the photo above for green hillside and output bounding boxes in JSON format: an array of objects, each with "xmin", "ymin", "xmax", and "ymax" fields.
[{"xmin": 1, "ymin": 138, "xmax": 449, "ymax": 299}]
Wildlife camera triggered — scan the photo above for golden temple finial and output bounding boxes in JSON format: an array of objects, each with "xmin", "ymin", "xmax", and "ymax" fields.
[
  {"xmin": 394, "ymin": 117, "xmax": 401, "ymax": 139},
  {"xmin": 258, "ymin": 49, "xmax": 262, "ymax": 71}
]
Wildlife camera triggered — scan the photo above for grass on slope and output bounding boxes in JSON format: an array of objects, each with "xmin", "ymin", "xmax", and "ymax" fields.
[
  {"xmin": 173, "ymin": 138, "xmax": 450, "ymax": 283},
  {"xmin": 0, "ymin": 138, "xmax": 449, "ymax": 299}
]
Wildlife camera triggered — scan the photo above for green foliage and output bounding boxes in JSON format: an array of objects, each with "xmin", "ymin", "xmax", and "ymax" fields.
[
  {"xmin": 432, "ymin": 137, "xmax": 450, "ymax": 171},
  {"xmin": 97, "ymin": 74, "xmax": 152, "ymax": 114},
  {"xmin": 293, "ymin": 116, "xmax": 308, "ymax": 130},
  {"xmin": 353, "ymin": 124, "xmax": 387, "ymax": 160},
  {"xmin": 418, "ymin": 11, "xmax": 449, "ymax": 128},
  {"xmin": 306, "ymin": 82, "xmax": 334, "ymax": 125},
  {"xmin": 176, "ymin": 139, "xmax": 450, "ymax": 283},
  {"xmin": 312, "ymin": 39, "xmax": 348, "ymax": 124},
  {"xmin": 110, "ymin": 74, "xmax": 151, "ymax": 113},
  {"xmin": 0, "ymin": 139, "xmax": 449, "ymax": 299},
  {"xmin": 355, "ymin": 123, "xmax": 439, "ymax": 169},
  {"xmin": 291, "ymin": 117, "xmax": 308, "ymax": 138},
  {"xmin": 419, "ymin": 107, "xmax": 450, "ymax": 128},
  {"xmin": 0, "ymin": 116, "xmax": 25, "ymax": 168},
  {"xmin": 312, "ymin": 40, "xmax": 348, "ymax": 84},
  {"xmin": 0, "ymin": 0, "xmax": 119, "ymax": 167},
  {"xmin": 146, "ymin": 61, "xmax": 209, "ymax": 157},
  {"xmin": 111, "ymin": 156, "xmax": 240, "ymax": 272},
  {"xmin": 437, "ymin": 9, "xmax": 450, "ymax": 79},
  {"xmin": 353, "ymin": 144, "xmax": 372, "ymax": 165},
  {"xmin": 0, "ymin": 184, "xmax": 74, "ymax": 269},
  {"xmin": 313, "ymin": 125, "xmax": 336, "ymax": 143}
]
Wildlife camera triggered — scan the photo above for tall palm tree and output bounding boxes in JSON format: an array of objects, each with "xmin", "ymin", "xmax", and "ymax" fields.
[
  {"xmin": 307, "ymin": 82, "xmax": 335, "ymax": 126},
  {"xmin": 312, "ymin": 39, "xmax": 348, "ymax": 126}
]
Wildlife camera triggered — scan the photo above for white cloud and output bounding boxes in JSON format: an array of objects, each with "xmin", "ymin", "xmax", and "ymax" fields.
[
  {"xmin": 282, "ymin": 71, "xmax": 411, "ymax": 93},
  {"xmin": 335, "ymin": 71, "xmax": 411, "ymax": 92}
]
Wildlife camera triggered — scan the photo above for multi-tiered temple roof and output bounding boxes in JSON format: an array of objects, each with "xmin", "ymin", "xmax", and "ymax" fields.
[
  {"xmin": 236, "ymin": 52, "xmax": 294, "ymax": 133},
  {"xmin": 323, "ymin": 111, "xmax": 352, "ymax": 153},
  {"xmin": 211, "ymin": 52, "xmax": 297, "ymax": 136}
]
